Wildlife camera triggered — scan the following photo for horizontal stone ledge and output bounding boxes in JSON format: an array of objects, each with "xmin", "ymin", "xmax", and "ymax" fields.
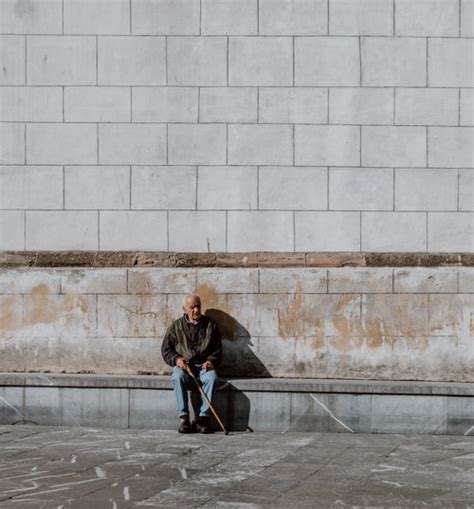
[
  {"xmin": 1, "ymin": 373, "xmax": 473, "ymax": 396},
  {"xmin": 0, "ymin": 251, "xmax": 472, "ymax": 268}
]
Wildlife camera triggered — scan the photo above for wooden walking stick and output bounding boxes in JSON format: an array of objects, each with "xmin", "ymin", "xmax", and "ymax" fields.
[{"xmin": 184, "ymin": 364, "xmax": 228, "ymax": 435}]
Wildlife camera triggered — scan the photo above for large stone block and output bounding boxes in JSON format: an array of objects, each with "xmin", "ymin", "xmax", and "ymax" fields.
[
  {"xmin": 328, "ymin": 268, "xmax": 393, "ymax": 293},
  {"xmin": 259, "ymin": 268, "xmax": 327, "ymax": 293},
  {"xmin": 98, "ymin": 294, "xmax": 167, "ymax": 337},
  {"xmin": 257, "ymin": 336, "xmax": 296, "ymax": 377},
  {"xmin": 246, "ymin": 392, "xmax": 291, "ymax": 432},
  {"xmin": 392, "ymin": 336, "xmax": 460, "ymax": 382},
  {"xmin": 0, "ymin": 387, "xmax": 24, "ymax": 425},
  {"xmin": 460, "ymin": 89, "xmax": 474, "ymax": 126},
  {"xmin": 65, "ymin": 166, "xmax": 130, "ymax": 209},
  {"xmin": 62, "ymin": 269, "xmax": 127, "ymax": 294},
  {"xmin": 428, "ymin": 128, "xmax": 474, "ymax": 168},
  {"xmin": 197, "ymin": 268, "xmax": 259, "ymax": 293},
  {"xmin": 459, "ymin": 170, "xmax": 474, "ymax": 211},
  {"xmin": 129, "ymin": 389, "xmax": 176, "ymax": 429},
  {"xmin": 301, "ymin": 293, "xmax": 362, "ymax": 339},
  {"xmin": 329, "ymin": 0, "xmax": 393, "ymax": 35},
  {"xmin": 98, "ymin": 36, "xmax": 166, "ymax": 85},
  {"xmin": 197, "ymin": 166, "xmax": 257, "ymax": 210},
  {"xmin": 428, "ymin": 212, "xmax": 474, "ymax": 252},
  {"xmin": 228, "ymin": 125, "xmax": 293, "ymax": 165},
  {"xmin": 168, "ymin": 36, "xmax": 227, "ymax": 86},
  {"xmin": 0, "ymin": 295, "xmax": 23, "ymax": 344},
  {"xmin": 27, "ymin": 123, "xmax": 97, "ymax": 165},
  {"xmin": 259, "ymin": 0, "xmax": 327, "ymax": 35},
  {"xmin": 227, "ymin": 294, "xmax": 292, "ymax": 337},
  {"xmin": 99, "ymin": 124, "xmax": 166, "ymax": 165},
  {"xmin": 132, "ymin": 87, "xmax": 197, "ymax": 122},
  {"xmin": 329, "ymin": 87, "xmax": 393, "ymax": 125},
  {"xmin": 132, "ymin": 166, "xmax": 196, "ymax": 210},
  {"xmin": 0, "ymin": 86, "xmax": 62, "ymax": 121},
  {"xmin": 429, "ymin": 39, "xmax": 474, "ymax": 87},
  {"xmin": 227, "ymin": 211, "xmax": 294, "ymax": 251},
  {"xmin": 24, "ymin": 387, "xmax": 59, "ymax": 426},
  {"xmin": 362, "ymin": 127, "xmax": 426, "ymax": 167},
  {"xmin": 168, "ymin": 124, "xmax": 226, "ymax": 165},
  {"xmin": 202, "ymin": 0, "xmax": 257, "ymax": 35},
  {"xmin": 291, "ymin": 393, "xmax": 371, "ymax": 432},
  {"xmin": 229, "ymin": 37, "xmax": 293, "ymax": 86},
  {"xmin": 361, "ymin": 212, "xmax": 426, "ymax": 252},
  {"xmin": 26, "ymin": 211, "xmax": 98, "ymax": 250},
  {"xmin": 22, "ymin": 293, "xmax": 97, "ymax": 338},
  {"xmin": 131, "ymin": 0, "xmax": 200, "ymax": 35},
  {"xmin": 259, "ymin": 87, "xmax": 327, "ymax": 123},
  {"xmin": 59, "ymin": 388, "xmax": 129, "ymax": 428},
  {"xmin": 259, "ymin": 166, "xmax": 327, "ymax": 210},
  {"xmin": 168, "ymin": 211, "xmax": 226, "ymax": 252},
  {"xmin": 371, "ymin": 394, "xmax": 447, "ymax": 433},
  {"xmin": 393, "ymin": 268, "xmax": 458, "ymax": 293},
  {"xmin": 395, "ymin": 169, "xmax": 458, "ymax": 211},
  {"xmin": 0, "ymin": 269, "xmax": 60, "ymax": 294},
  {"xmin": 459, "ymin": 268, "xmax": 474, "ymax": 292},
  {"xmin": 295, "ymin": 37, "xmax": 359, "ymax": 86},
  {"xmin": 0, "ymin": 166, "xmax": 63, "ymax": 209},
  {"xmin": 0, "ymin": 123, "xmax": 24, "ymax": 164},
  {"xmin": 329, "ymin": 167, "xmax": 393, "ymax": 210},
  {"xmin": 64, "ymin": 86, "xmax": 130, "ymax": 122},
  {"xmin": 362, "ymin": 294, "xmax": 429, "ymax": 338},
  {"xmin": 395, "ymin": 88, "xmax": 458, "ymax": 126},
  {"xmin": 99, "ymin": 211, "xmax": 168, "ymax": 250},
  {"xmin": 0, "ymin": 0, "xmax": 62, "ymax": 34},
  {"xmin": 295, "ymin": 212, "xmax": 360, "ymax": 251},
  {"xmin": 27, "ymin": 36, "xmax": 96, "ymax": 85},
  {"xmin": 128, "ymin": 268, "xmax": 196, "ymax": 294},
  {"xmin": 361, "ymin": 37, "xmax": 426, "ymax": 86},
  {"xmin": 0, "ymin": 36, "xmax": 24, "ymax": 85},
  {"xmin": 295, "ymin": 125, "xmax": 359, "ymax": 166},
  {"xmin": 429, "ymin": 294, "xmax": 474, "ymax": 338},
  {"xmin": 64, "ymin": 0, "xmax": 130, "ymax": 34},
  {"xmin": 461, "ymin": 0, "xmax": 474, "ymax": 36},
  {"xmin": 0, "ymin": 211, "xmax": 24, "ymax": 250},
  {"xmin": 395, "ymin": 0, "xmax": 459, "ymax": 36},
  {"xmin": 200, "ymin": 87, "xmax": 257, "ymax": 123}
]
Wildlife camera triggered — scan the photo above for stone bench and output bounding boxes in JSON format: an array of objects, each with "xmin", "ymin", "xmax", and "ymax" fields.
[{"xmin": 1, "ymin": 373, "xmax": 473, "ymax": 435}]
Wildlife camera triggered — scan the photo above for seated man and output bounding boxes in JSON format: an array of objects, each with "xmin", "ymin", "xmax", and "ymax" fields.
[{"xmin": 161, "ymin": 293, "xmax": 222, "ymax": 433}]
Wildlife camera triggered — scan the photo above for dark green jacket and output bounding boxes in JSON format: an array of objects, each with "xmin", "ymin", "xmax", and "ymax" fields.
[{"xmin": 161, "ymin": 314, "xmax": 222, "ymax": 368}]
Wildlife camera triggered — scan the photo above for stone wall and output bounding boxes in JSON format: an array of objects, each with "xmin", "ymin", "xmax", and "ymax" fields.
[
  {"xmin": 0, "ymin": 266, "xmax": 473, "ymax": 381},
  {"xmin": 0, "ymin": 0, "xmax": 472, "ymax": 252},
  {"xmin": 0, "ymin": 1, "xmax": 472, "ymax": 382}
]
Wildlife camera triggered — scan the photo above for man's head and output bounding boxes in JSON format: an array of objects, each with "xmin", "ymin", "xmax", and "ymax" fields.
[{"xmin": 183, "ymin": 293, "xmax": 202, "ymax": 322}]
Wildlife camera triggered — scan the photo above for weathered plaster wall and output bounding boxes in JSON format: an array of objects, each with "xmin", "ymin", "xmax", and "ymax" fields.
[
  {"xmin": 1, "ymin": 267, "xmax": 473, "ymax": 381},
  {"xmin": 0, "ymin": 0, "xmax": 473, "ymax": 252}
]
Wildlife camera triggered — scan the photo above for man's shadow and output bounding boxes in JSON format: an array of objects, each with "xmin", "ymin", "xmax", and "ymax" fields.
[{"xmin": 190, "ymin": 309, "xmax": 271, "ymax": 432}]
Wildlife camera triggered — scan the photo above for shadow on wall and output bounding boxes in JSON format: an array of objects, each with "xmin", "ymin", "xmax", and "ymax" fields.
[
  {"xmin": 204, "ymin": 309, "xmax": 270, "ymax": 432},
  {"xmin": 205, "ymin": 308, "xmax": 271, "ymax": 378}
]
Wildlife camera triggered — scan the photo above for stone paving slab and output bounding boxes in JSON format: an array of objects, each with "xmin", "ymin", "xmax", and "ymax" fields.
[{"xmin": 0, "ymin": 426, "xmax": 473, "ymax": 508}]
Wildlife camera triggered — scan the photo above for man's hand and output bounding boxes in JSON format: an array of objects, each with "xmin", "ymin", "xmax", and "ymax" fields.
[
  {"xmin": 202, "ymin": 360, "xmax": 214, "ymax": 371},
  {"xmin": 176, "ymin": 357, "xmax": 187, "ymax": 370}
]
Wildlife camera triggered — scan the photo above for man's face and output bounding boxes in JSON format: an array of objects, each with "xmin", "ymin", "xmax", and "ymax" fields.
[{"xmin": 184, "ymin": 297, "xmax": 202, "ymax": 322}]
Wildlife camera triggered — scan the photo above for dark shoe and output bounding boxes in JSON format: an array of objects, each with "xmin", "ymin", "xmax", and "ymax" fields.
[
  {"xmin": 194, "ymin": 416, "xmax": 211, "ymax": 434},
  {"xmin": 178, "ymin": 418, "xmax": 193, "ymax": 434}
]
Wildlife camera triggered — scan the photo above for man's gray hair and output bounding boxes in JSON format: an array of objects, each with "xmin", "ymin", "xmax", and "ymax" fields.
[{"xmin": 182, "ymin": 293, "xmax": 201, "ymax": 307}]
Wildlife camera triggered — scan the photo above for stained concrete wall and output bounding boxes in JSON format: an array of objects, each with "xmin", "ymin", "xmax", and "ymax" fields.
[
  {"xmin": 0, "ymin": 0, "xmax": 473, "ymax": 252},
  {"xmin": 0, "ymin": 266, "xmax": 473, "ymax": 381}
]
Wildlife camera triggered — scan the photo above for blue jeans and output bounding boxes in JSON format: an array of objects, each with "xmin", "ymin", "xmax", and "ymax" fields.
[{"xmin": 171, "ymin": 364, "xmax": 218, "ymax": 419}]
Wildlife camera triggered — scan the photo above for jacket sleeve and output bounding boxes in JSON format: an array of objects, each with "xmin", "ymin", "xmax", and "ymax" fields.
[
  {"xmin": 205, "ymin": 321, "xmax": 223, "ymax": 367},
  {"xmin": 161, "ymin": 324, "xmax": 179, "ymax": 367}
]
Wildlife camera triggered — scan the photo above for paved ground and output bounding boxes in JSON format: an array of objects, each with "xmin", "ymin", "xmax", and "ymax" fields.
[{"xmin": 0, "ymin": 425, "xmax": 473, "ymax": 508}]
